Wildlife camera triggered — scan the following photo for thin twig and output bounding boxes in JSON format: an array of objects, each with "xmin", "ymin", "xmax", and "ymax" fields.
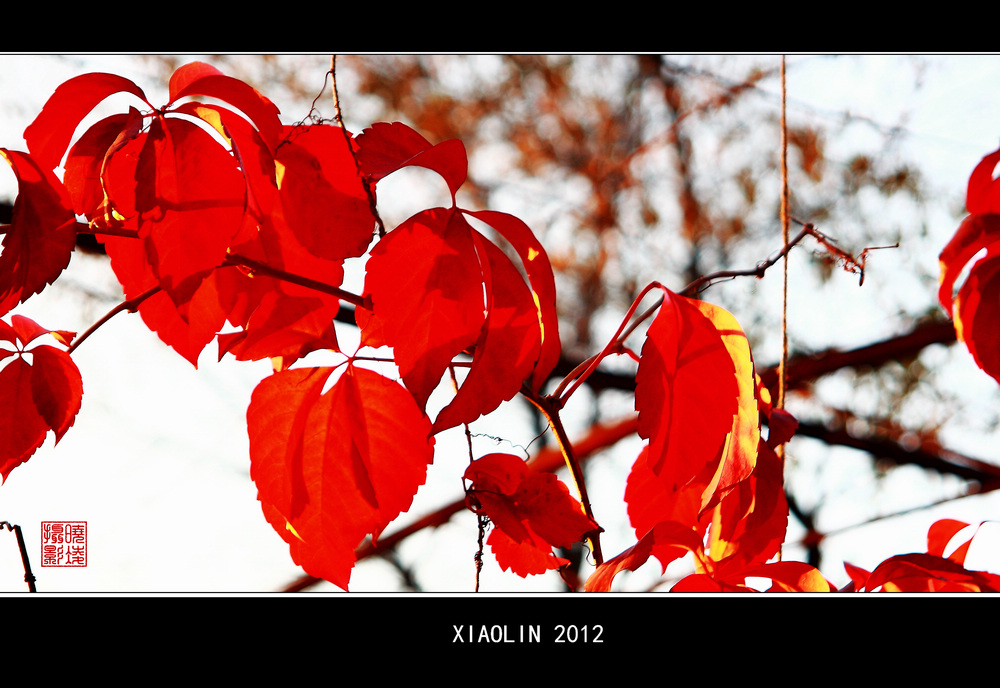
[
  {"xmin": 67, "ymin": 285, "xmax": 161, "ymax": 354},
  {"xmin": 778, "ymin": 55, "xmax": 790, "ymax": 414},
  {"xmin": 329, "ymin": 55, "xmax": 385, "ymax": 239}
]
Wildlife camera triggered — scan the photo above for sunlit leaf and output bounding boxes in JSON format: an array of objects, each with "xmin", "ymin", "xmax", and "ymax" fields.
[{"xmin": 247, "ymin": 364, "xmax": 434, "ymax": 590}]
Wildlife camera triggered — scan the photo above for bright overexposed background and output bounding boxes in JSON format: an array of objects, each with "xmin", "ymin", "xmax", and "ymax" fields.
[{"xmin": 1, "ymin": 54, "xmax": 1000, "ymax": 593}]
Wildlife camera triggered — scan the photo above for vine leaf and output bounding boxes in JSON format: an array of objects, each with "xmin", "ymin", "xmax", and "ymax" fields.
[
  {"xmin": 23, "ymin": 71, "xmax": 151, "ymax": 172},
  {"xmin": 247, "ymin": 364, "xmax": 435, "ymax": 591},
  {"xmin": 464, "ymin": 453, "xmax": 600, "ymax": 577},
  {"xmin": 0, "ymin": 149, "xmax": 77, "ymax": 318},
  {"xmin": 363, "ymin": 207, "xmax": 486, "ymax": 413},
  {"xmin": 940, "ymin": 146, "xmax": 1000, "ymax": 385},
  {"xmin": 354, "ymin": 121, "xmax": 468, "ymax": 201},
  {"xmin": 632, "ymin": 291, "xmax": 744, "ymax": 509},
  {"xmin": 0, "ymin": 315, "xmax": 82, "ymax": 482},
  {"xmin": 167, "ymin": 61, "xmax": 283, "ymax": 154}
]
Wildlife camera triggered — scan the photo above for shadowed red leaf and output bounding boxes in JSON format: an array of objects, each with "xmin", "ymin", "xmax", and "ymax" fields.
[
  {"xmin": 465, "ymin": 453, "xmax": 599, "ymax": 577},
  {"xmin": 363, "ymin": 207, "xmax": 486, "ymax": 412},
  {"xmin": 355, "ymin": 121, "xmax": 468, "ymax": 201},
  {"xmin": 0, "ymin": 315, "xmax": 82, "ymax": 482},
  {"xmin": 0, "ymin": 149, "xmax": 78, "ymax": 317}
]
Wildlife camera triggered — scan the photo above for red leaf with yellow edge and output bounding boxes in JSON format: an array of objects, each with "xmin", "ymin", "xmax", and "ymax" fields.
[
  {"xmin": 167, "ymin": 61, "xmax": 282, "ymax": 154},
  {"xmin": 0, "ymin": 149, "xmax": 77, "ymax": 317},
  {"xmin": 690, "ymin": 299, "xmax": 758, "ymax": 511},
  {"xmin": 953, "ymin": 252, "xmax": 1000, "ymax": 384},
  {"xmin": 704, "ymin": 440, "xmax": 788, "ymax": 569},
  {"xmin": 634, "ymin": 290, "xmax": 740, "ymax": 497},
  {"xmin": 465, "ymin": 453, "xmax": 600, "ymax": 578},
  {"xmin": 247, "ymin": 364, "xmax": 434, "ymax": 590},
  {"xmin": 938, "ymin": 214, "xmax": 1000, "ymax": 317},
  {"xmin": 363, "ymin": 207, "xmax": 486, "ymax": 412}
]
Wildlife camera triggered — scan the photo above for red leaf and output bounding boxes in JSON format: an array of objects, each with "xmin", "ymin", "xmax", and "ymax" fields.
[
  {"xmin": 633, "ymin": 290, "xmax": 741, "ymax": 500},
  {"xmin": 355, "ymin": 121, "xmax": 468, "ymax": 201},
  {"xmin": 953, "ymin": 252, "xmax": 1000, "ymax": 384},
  {"xmin": 966, "ymin": 146, "xmax": 1000, "ymax": 215},
  {"xmin": 585, "ymin": 520, "xmax": 704, "ymax": 592},
  {"xmin": 861, "ymin": 552, "xmax": 1000, "ymax": 592},
  {"xmin": 363, "ymin": 207, "xmax": 486, "ymax": 411},
  {"xmin": 132, "ymin": 117, "xmax": 247, "ymax": 315},
  {"xmin": 431, "ymin": 231, "xmax": 541, "ymax": 433},
  {"xmin": 102, "ymin": 233, "xmax": 228, "ymax": 367},
  {"xmin": 29, "ymin": 344, "xmax": 83, "ymax": 443},
  {"xmin": 926, "ymin": 518, "xmax": 973, "ymax": 561},
  {"xmin": 938, "ymin": 213, "xmax": 1000, "ymax": 317},
  {"xmin": 247, "ymin": 364, "xmax": 435, "ymax": 590},
  {"xmin": 272, "ymin": 124, "xmax": 375, "ymax": 263},
  {"xmin": 167, "ymin": 62, "xmax": 283, "ymax": 153},
  {"xmin": 62, "ymin": 112, "xmax": 136, "ymax": 219},
  {"xmin": 0, "ymin": 357, "xmax": 49, "ymax": 482},
  {"xmin": 23, "ymin": 72, "xmax": 150, "ymax": 171},
  {"xmin": 0, "ymin": 149, "xmax": 77, "ymax": 317},
  {"xmin": 217, "ymin": 290, "xmax": 340, "ymax": 369},
  {"xmin": 465, "ymin": 453, "xmax": 599, "ymax": 578},
  {"xmin": 464, "ymin": 209, "xmax": 561, "ymax": 392},
  {"xmin": 705, "ymin": 440, "xmax": 788, "ymax": 570}
]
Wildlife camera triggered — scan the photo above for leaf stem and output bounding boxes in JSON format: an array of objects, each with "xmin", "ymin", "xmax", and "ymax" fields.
[
  {"xmin": 67, "ymin": 285, "xmax": 161, "ymax": 354},
  {"xmin": 526, "ymin": 392, "xmax": 604, "ymax": 567},
  {"xmin": 554, "ymin": 281, "xmax": 666, "ymax": 403},
  {"xmin": 223, "ymin": 252, "xmax": 372, "ymax": 310}
]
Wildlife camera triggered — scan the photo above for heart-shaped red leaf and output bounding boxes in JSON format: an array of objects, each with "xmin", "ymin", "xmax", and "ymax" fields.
[{"xmin": 247, "ymin": 364, "xmax": 435, "ymax": 590}]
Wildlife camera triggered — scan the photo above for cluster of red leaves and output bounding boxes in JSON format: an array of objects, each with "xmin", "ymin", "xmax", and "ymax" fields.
[
  {"xmin": 0, "ymin": 61, "xmax": 577, "ymax": 588},
  {"xmin": 4, "ymin": 61, "xmax": 1000, "ymax": 593}
]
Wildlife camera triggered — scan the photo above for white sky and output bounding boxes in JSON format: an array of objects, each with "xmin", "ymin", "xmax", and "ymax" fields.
[{"xmin": 2, "ymin": 54, "xmax": 1000, "ymax": 593}]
